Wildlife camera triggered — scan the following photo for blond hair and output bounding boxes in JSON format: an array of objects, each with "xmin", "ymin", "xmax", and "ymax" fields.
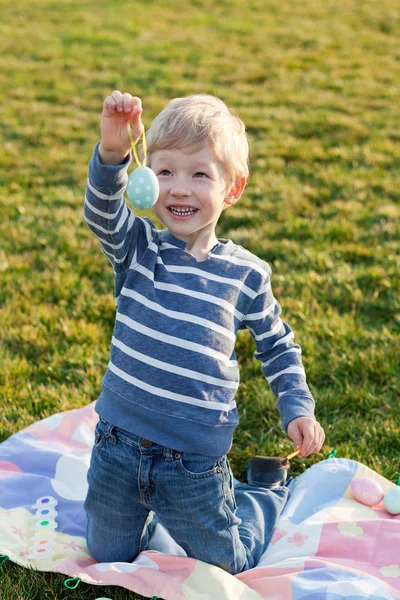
[{"xmin": 146, "ymin": 94, "xmax": 249, "ymax": 183}]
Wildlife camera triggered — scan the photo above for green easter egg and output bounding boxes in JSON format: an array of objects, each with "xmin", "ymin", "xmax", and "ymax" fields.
[
  {"xmin": 383, "ymin": 487, "xmax": 400, "ymax": 514},
  {"xmin": 126, "ymin": 166, "xmax": 159, "ymax": 210}
]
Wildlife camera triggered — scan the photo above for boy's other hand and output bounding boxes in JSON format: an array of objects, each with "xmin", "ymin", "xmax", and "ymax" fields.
[
  {"xmin": 99, "ymin": 91, "xmax": 144, "ymax": 165},
  {"xmin": 287, "ymin": 417, "xmax": 325, "ymax": 457}
]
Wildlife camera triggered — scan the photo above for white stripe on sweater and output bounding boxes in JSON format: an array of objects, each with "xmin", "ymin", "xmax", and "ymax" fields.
[
  {"xmin": 108, "ymin": 361, "xmax": 237, "ymax": 411},
  {"xmin": 84, "ymin": 204, "xmax": 130, "ymax": 236},
  {"xmin": 112, "ymin": 336, "xmax": 238, "ymax": 389},
  {"xmin": 155, "ymin": 281, "xmax": 243, "ymax": 320},
  {"xmin": 120, "ymin": 288, "xmax": 236, "ymax": 341},
  {"xmin": 245, "ymin": 301, "xmax": 278, "ymax": 322},
  {"xmin": 116, "ymin": 312, "xmax": 238, "ymax": 367},
  {"xmin": 273, "ymin": 331, "xmax": 295, "ymax": 347},
  {"xmin": 131, "ymin": 264, "xmax": 243, "ymax": 320},
  {"xmin": 128, "ymin": 247, "xmax": 138, "ymax": 268},
  {"xmin": 210, "ymin": 252, "xmax": 270, "ymax": 278},
  {"xmin": 143, "ymin": 219, "xmax": 154, "ymax": 244},
  {"xmin": 103, "ymin": 248, "xmax": 129, "ymax": 264},
  {"xmin": 87, "ymin": 178, "xmax": 124, "ymax": 200},
  {"xmin": 84, "ymin": 196, "xmax": 122, "ymax": 219},
  {"xmin": 156, "ymin": 259, "xmax": 259, "ymax": 299},
  {"xmin": 97, "ymin": 235, "xmax": 127, "ymax": 251},
  {"xmin": 267, "ymin": 366, "xmax": 306, "ymax": 384},
  {"xmin": 261, "ymin": 348, "xmax": 301, "ymax": 368},
  {"xmin": 133, "ymin": 263, "xmax": 243, "ymax": 320},
  {"xmin": 159, "ymin": 242, "xmax": 270, "ymax": 278},
  {"xmin": 247, "ymin": 319, "xmax": 284, "ymax": 341}
]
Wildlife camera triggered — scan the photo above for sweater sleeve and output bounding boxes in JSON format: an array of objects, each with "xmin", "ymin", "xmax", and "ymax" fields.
[
  {"xmin": 84, "ymin": 142, "xmax": 154, "ymax": 273},
  {"xmin": 241, "ymin": 268, "xmax": 316, "ymax": 432}
]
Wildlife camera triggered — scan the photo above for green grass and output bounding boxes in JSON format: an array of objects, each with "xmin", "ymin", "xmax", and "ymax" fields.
[{"xmin": 1, "ymin": 0, "xmax": 399, "ymax": 597}]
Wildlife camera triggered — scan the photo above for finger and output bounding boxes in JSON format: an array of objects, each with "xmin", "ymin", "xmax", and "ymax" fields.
[
  {"xmin": 317, "ymin": 428, "xmax": 325, "ymax": 453},
  {"xmin": 305, "ymin": 426, "xmax": 325, "ymax": 456},
  {"xmin": 312, "ymin": 424, "xmax": 324, "ymax": 453},
  {"xmin": 288, "ymin": 426, "xmax": 303, "ymax": 452},
  {"xmin": 111, "ymin": 90, "xmax": 124, "ymax": 112},
  {"xmin": 104, "ymin": 95, "xmax": 117, "ymax": 114},
  {"xmin": 130, "ymin": 96, "xmax": 143, "ymax": 113},
  {"xmin": 128, "ymin": 116, "xmax": 144, "ymax": 143},
  {"xmin": 122, "ymin": 92, "xmax": 133, "ymax": 113},
  {"xmin": 299, "ymin": 429, "xmax": 315, "ymax": 456},
  {"xmin": 306, "ymin": 440, "xmax": 320, "ymax": 456},
  {"xmin": 128, "ymin": 101, "xmax": 144, "ymax": 140}
]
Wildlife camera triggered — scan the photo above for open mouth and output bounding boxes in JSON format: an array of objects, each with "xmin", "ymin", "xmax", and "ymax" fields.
[{"xmin": 168, "ymin": 206, "xmax": 198, "ymax": 217}]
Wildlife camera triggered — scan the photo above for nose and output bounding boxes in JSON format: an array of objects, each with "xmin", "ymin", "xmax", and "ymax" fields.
[{"xmin": 170, "ymin": 177, "xmax": 191, "ymax": 198}]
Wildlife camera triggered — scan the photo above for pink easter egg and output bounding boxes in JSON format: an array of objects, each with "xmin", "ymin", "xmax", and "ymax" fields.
[{"xmin": 351, "ymin": 477, "xmax": 384, "ymax": 506}]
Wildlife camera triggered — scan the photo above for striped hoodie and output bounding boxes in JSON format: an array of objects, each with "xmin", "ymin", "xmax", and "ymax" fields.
[{"xmin": 84, "ymin": 143, "xmax": 315, "ymax": 456}]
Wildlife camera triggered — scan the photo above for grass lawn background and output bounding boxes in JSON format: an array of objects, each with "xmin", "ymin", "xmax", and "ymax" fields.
[{"xmin": 0, "ymin": 0, "xmax": 399, "ymax": 597}]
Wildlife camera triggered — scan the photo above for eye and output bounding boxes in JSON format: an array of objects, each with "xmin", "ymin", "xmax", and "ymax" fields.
[
  {"xmin": 194, "ymin": 172, "xmax": 208, "ymax": 178},
  {"xmin": 158, "ymin": 169, "xmax": 172, "ymax": 176}
]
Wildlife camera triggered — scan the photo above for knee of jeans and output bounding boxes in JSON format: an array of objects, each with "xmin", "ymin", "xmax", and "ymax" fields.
[
  {"xmin": 86, "ymin": 536, "xmax": 104, "ymax": 563},
  {"xmin": 86, "ymin": 536, "xmax": 108, "ymax": 564},
  {"xmin": 86, "ymin": 536, "xmax": 139, "ymax": 564},
  {"xmin": 215, "ymin": 555, "xmax": 246, "ymax": 576}
]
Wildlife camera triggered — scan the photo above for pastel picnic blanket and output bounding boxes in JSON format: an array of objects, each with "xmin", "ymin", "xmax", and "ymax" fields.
[{"xmin": 0, "ymin": 402, "xmax": 399, "ymax": 600}]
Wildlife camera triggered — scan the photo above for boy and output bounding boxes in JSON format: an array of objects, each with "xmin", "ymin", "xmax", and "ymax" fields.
[{"xmin": 83, "ymin": 90, "xmax": 325, "ymax": 574}]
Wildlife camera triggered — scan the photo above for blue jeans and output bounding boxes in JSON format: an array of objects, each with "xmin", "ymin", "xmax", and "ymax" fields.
[{"xmin": 84, "ymin": 417, "xmax": 289, "ymax": 575}]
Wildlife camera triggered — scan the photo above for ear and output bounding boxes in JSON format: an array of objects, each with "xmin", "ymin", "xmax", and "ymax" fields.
[{"xmin": 224, "ymin": 176, "xmax": 247, "ymax": 208}]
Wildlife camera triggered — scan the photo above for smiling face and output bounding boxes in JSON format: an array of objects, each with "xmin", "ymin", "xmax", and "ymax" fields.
[{"xmin": 151, "ymin": 145, "xmax": 244, "ymax": 255}]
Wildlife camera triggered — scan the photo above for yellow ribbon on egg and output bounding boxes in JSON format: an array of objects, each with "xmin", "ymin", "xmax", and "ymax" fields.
[{"xmin": 127, "ymin": 123, "xmax": 147, "ymax": 169}]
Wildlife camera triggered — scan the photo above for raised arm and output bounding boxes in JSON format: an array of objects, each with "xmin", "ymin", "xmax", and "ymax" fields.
[{"xmin": 84, "ymin": 92, "xmax": 153, "ymax": 273}]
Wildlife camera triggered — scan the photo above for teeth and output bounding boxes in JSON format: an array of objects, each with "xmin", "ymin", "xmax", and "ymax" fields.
[{"xmin": 169, "ymin": 207, "xmax": 197, "ymax": 215}]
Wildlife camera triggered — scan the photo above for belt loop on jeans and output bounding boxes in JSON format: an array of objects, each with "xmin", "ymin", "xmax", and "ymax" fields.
[
  {"xmin": 104, "ymin": 422, "xmax": 117, "ymax": 445},
  {"xmin": 163, "ymin": 447, "xmax": 174, "ymax": 461}
]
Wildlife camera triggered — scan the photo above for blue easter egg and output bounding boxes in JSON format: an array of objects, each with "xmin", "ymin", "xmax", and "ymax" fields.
[
  {"xmin": 126, "ymin": 166, "xmax": 159, "ymax": 210},
  {"xmin": 383, "ymin": 487, "xmax": 400, "ymax": 514}
]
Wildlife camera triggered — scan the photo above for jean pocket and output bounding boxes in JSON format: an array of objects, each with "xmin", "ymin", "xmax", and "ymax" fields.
[{"xmin": 177, "ymin": 452, "xmax": 224, "ymax": 479}]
